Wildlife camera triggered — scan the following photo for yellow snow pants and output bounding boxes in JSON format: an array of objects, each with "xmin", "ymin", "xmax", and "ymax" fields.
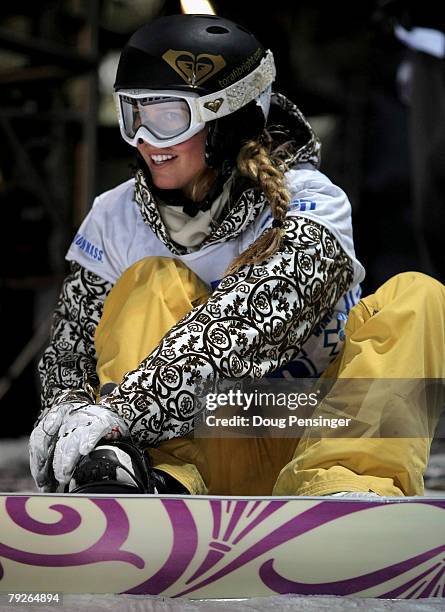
[{"xmin": 95, "ymin": 257, "xmax": 445, "ymax": 496}]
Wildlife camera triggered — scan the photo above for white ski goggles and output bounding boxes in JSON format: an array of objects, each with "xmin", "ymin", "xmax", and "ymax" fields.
[{"xmin": 114, "ymin": 49, "xmax": 276, "ymax": 148}]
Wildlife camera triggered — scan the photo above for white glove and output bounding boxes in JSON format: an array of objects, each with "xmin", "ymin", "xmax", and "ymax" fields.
[
  {"xmin": 30, "ymin": 399, "xmax": 83, "ymax": 491},
  {"xmin": 52, "ymin": 404, "xmax": 129, "ymax": 487},
  {"xmin": 30, "ymin": 401, "xmax": 128, "ymax": 491}
]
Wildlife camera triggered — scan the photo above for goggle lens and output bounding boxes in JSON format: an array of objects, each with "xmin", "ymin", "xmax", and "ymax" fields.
[{"xmin": 120, "ymin": 95, "xmax": 191, "ymax": 140}]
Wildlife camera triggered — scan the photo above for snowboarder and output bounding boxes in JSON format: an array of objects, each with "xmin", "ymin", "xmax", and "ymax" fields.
[{"xmin": 29, "ymin": 14, "xmax": 445, "ymax": 497}]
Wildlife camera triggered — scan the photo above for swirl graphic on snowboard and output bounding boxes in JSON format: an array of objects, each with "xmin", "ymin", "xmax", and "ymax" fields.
[{"xmin": 0, "ymin": 495, "xmax": 444, "ymax": 599}]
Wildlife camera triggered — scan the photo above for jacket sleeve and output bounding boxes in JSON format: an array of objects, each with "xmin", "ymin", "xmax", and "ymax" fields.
[
  {"xmin": 100, "ymin": 217, "xmax": 355, "ymax": 444},
  {"xmin": 36, "ymin": 262, "xmax": 113, "ymax": 422}
]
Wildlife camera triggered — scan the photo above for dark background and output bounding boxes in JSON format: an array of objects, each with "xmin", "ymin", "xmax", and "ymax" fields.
[{"xmin": 0, "ymin": 0, "xmax": 430, "ymax": 437}]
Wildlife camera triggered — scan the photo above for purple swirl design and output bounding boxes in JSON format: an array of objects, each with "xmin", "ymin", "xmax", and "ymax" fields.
[
  {"xmin": 210, "ymin": 500, "xmax": 221, "ymax": 539},
  {"xmin": 125, "ymin": 499, "xmax": 198, "ymax": 595},
  {"xmin": 1, "ymin": 496, "xmax": 444, "ymax": 599},
  {"xmin": 175, "ymin": 499, "xmax": 445, "ymax": 598},
  {"xmin": 382, "ymin": 559, "xmax": 445, "ymax": 598},
  {"xmin": 187, "ymin": 499, "xmax": 287, "ymax": 584},
  {"xmin": 232, "ymin": 500, "xmax": 287, "ymax": 545},
  {"xmin": 222, "ymin": 501, "xmax": 248, "ymax": 542},
  {"xmin": 260, "ymin": 544, "xmax": 445, "ymax": 597},
  {"xmin": 5, "ymin": 497, "xmax": 81, "ymax": 535},
  {"xmin": 0, "ymin": 496, "xmax": 144, "ymax": 572},
  {"xmin": 175, "ymin": 500, "xmax": 374, "ymax": 597}
]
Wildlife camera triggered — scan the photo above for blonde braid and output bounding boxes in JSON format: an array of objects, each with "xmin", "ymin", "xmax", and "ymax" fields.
[{"xmin": 225, "ymin": 133, "xmax": 290, "ymax": 275}]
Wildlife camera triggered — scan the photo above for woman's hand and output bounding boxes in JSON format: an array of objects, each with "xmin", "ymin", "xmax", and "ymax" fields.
[{"xmin": 29, "ymin": 402, "xmax": 129, "ymax": 491}]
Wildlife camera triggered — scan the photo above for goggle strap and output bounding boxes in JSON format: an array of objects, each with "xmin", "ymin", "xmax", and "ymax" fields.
[{"xmin": 197, "ymin": 50, "xmax": 276, "ymax": 122}]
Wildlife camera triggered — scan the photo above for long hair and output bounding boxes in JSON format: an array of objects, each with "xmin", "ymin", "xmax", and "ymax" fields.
[
  {"xmin": 225, "ymin": 131, "xmax": 290, "ymax": 275},
  {"xmin": 188, "ymin": 166, "xmax": 218, "ymax": 203}
]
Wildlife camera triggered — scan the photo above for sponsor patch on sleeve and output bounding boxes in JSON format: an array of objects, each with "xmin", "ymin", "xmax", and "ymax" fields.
[{"xmin": 73, "ymin": 233, "xmax": 103, "ymax": 262}]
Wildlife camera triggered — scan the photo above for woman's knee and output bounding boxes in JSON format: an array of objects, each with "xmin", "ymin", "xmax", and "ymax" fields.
[
  {"xmin": 390, "ymin": 271, "xmax": 444, "ymax": 293},
  {"xmin": 407, "ymin": 272, "xmax": 445, "ymax": 312},
  {"xmin": 375, "ymin": 271, "xmax": 445, "ymax": 309}
]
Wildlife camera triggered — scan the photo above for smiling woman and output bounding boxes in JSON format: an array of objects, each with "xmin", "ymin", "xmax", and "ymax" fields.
[
  {"xmin": 137, "ymin": 127, "xmax": 208, "ymax": 196},
  {"xmin": 29, "ymin": 14, "xmax": 445, "ymax": 500}
]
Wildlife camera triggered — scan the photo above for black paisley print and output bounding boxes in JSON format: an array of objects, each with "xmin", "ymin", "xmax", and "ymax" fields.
[
  {"xmin": 269, "ymin": 92, "xmax": 321, "ymax": 169},
  {"xmin": 98, "ymin": 218, "xmax": 353, "ymax": 444},
  {"xmin": 37, "ymin": 263, "xmax": 112, "ymax": 421},
  {"xmin": 135, "ymin": 170, "xmax": 269, "ymax": 255}
]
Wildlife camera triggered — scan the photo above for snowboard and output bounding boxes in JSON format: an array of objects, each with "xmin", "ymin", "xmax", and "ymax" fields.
[{"xmin": 0, "ymin": 493, "xmax": 444, "ymax": 600}]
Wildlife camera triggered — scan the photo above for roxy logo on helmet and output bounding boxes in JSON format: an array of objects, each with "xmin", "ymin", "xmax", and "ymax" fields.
[{"xmin": 162, "ymin": 49, "xmax": 226, "ymax": 87}]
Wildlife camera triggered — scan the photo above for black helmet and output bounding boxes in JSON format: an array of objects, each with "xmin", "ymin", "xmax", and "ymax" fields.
[
  {"xmin": 115, "ymin": 13, "xmax": 272, "ymax": 95},
  {"xmin": 114, "ymin": 14, "xmax": 276, "ymax": 167}
]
